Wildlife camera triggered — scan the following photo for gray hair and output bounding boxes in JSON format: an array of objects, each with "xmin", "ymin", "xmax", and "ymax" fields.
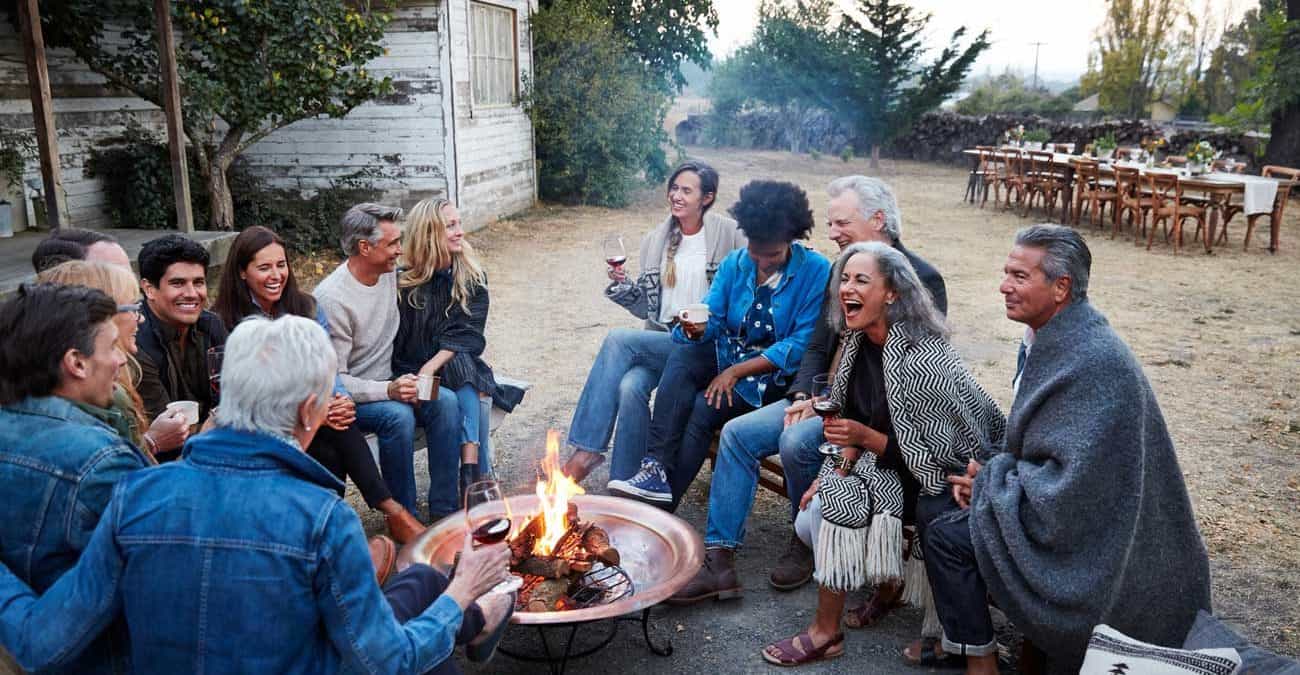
[
  {"xmin": 215, "ymin": 315, "xmax": 336, "ymax": 439},
  {"xmin": 827, "ymin": 242, "xmax": 947, "ymax": 339},
  {"xmin": 1013, "ymin": 224, "xmax": 1091, "ymax": 301},
  {"xmin": 340, "ymin": 202, "xmax": 403, "ymax": 256},
  {"xmin": 827, "ymin": 175, "xmax": 902, "ymax": 242}
]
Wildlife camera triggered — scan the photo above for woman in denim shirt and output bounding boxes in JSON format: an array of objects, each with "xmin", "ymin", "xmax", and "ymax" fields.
[
  {"xmin": 608, "ymin": 180, "xmax": 831, "ymax": 509},
  {"xmin": 213, "ymin": 226, "xmax": 425, "ymax": 544},
  {"xmin": 0, "ymin": 315, "xmax": 515, "ymax": 674},
  {"xmin": 563, "ymin": 161, "xmax": 747, "ymax": 487}
]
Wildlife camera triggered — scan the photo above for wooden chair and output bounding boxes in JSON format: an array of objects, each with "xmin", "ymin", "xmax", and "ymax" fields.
[
  {"xmin": 1146, "ymin": 173, "xmax": 1205, "ymax": 253},
  {"xmin": 1164, "ymin": 155, "xmax": 1188, "ymax": 167},
  {"xmin": 1071, "ymin": 159, "xmax": 1118, "ymax": 229},
  {"xmin": 1113, "ymin": 166, "xmax": 1156, "ymax": 240},
  {"xmin": 997, "ymin": 151, "xmax": 1030, "ymax": 212},
  {"xmin": 1116, "ymin": 146, "xmax": 1140, "ymax": 161},
  {"xmin": 1023, "ymin": 151, "xmax": 1068, "ymax": 220},
  {"xmin": 972, "ymin": 146, "xmax": 1000, "ymax": 208},
  {"xmin": 1211, "ymin": 158, "xmax": 1245, "ymax": 174},
  {"xmin": 1051, "ymin": 143, "xmax": 1073, "ymax": 154},
  {"xmin": 1243, "ymin": 165, "xmax": 1299, "ymax": 251}
]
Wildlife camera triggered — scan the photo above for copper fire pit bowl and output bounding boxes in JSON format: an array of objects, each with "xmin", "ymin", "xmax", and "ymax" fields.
[{"xmin": 396, "ymin": 494, "xmax": 704, "ymax": 625}]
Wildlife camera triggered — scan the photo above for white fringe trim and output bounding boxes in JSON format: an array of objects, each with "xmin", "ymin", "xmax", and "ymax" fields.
[
  {"xmin": 901, "ymin": 553, "xmax": 929, "ymax": 607},
  {"xmin": 920, "ymin": 576, "xmax": 943, "ymax": 639},
  {"xmin": 812, "ymin": 520, "xmax": 868, "ymax": 592},
  {"xmin": 866, "ymin": 514, "xmax": 904, "ymax": 585}
]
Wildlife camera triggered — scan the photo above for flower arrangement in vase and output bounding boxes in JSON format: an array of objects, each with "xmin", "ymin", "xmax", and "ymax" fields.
[
  {"xmin": 1004, "ymin": 124, "xmax": 1026, "ymax": 148},
  {"xmin": 1140, "ymin": 136, "xmax": 1166, "ymax": 167},
  {"xmin": 1024, "ymin": 128, "xmax": 1051, "ymax": 151},
  {"xmin": 1093, "ymin": 132, "xmax": 1118, "ymax": 161},
  {"xmin": 1186, "ymin": 141, "xmax": 1218, "ymax": 175}
]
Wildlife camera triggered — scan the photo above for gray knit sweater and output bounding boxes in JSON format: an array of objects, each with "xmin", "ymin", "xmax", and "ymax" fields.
[
  {"xmin": 312, "ymin": 263, "xmax": 400, "ymax": 403},
  {"xmin": 970, "ymin": 300, "xmax": 1211, "ymax": 672}
]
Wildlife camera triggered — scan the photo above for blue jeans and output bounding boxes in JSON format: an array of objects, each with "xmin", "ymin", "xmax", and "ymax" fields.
[
  {"xmin": 453, "ymin": 384, "xmax": 493, "ymax": 474},
  {"xmin": 567, "ymin": 328, "xmax": 674, "ymax": 482},
  {"xmin": 918, "ymin": 493, "xmax": 996, "ymax": 657},
  {"xmin": 704, "ymin": 400, "xmax": 824, "ymax": 548},
  {"xmin": 356, "ymin": 391, "xmax": 461, "ymax": 518},
  {"xmin": 383, "ymin": 563, "xmax": 486, "ymax": 675}
]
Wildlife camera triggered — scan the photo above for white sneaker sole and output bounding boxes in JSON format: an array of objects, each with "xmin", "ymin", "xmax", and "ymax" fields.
[{"xmin": 606, "ymin": 479, "xmax": 672, "ymax": 503}]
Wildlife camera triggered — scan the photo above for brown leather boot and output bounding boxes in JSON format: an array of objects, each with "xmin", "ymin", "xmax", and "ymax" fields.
[
  {"xmin": 666, "ymin": 547, "xmax": 741, "ymax": 605},
  {"xmin": 385, "ymin": 508, "xmax": 426, "ymax": 545},
  {"xmin": 369, "ymin": 534, "xmax": 397, "ymax": 587},
  {"xmin": 561, "ymin": 449, "xmax": 605, "ymax": 483},
  {"xmin": 768, "ymin": 534, "xmax": 814, "ymax": 590}
]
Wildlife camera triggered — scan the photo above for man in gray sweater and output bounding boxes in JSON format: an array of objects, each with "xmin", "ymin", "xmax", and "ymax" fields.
[
  {"xmin": 313, "ymin": 203, "xmax": 462, "ymax": 519},
  {"xmin": 929, "ymin": 225, "xmax": 1211, "ymax": 674}
]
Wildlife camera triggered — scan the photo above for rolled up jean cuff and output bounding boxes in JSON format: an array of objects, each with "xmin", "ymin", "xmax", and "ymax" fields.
[
  {"xmin": 941, "ymin": 634, "xmax": 997, "ymax": 658},
  {"xmin": 703, "ymin": 538, "xmax": 741, "ymax": 550},
  {"xmin": 566, "ymin": 441, "xmax": 607, "ymax": 455}
]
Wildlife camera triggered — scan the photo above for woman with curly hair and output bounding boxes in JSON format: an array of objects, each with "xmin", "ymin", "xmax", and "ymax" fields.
[{"xmin": 608, "ymin": 180, "xmax": 831, "ymax": 508}]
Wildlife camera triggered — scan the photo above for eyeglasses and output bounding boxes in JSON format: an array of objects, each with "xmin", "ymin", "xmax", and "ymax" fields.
[{"xmin": 117, "ymin": 303, "xmax": 141, "ymax": 315}]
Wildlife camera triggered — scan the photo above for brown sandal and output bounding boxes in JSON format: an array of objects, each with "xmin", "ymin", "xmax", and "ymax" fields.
[
  {"xmin": 761, "ymin": 631, "xmax": 845, "ymax": 667},
  {"xmin": 845, "ymin": 582, "xmax": 904, "ymax": 628}
]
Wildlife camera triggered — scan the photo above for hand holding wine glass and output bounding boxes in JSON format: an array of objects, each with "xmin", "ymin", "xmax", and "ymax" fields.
[
  {"xmin": 464, "ymin": 480, "xmax": 522, "ymax": 593},
  {"xmin": 603, "ymin": 233, "xmax": 628, "ymax": 283},
  {"xmin": 811, "ymin": 373, "xmax": 847, "ymax": 467}
]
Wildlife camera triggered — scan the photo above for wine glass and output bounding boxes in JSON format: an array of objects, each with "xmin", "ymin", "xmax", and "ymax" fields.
[
  {"xmin": 602, "ymin": 233, "xmax": 627, "ymax": 272},
  {"xmin": 464, "ymin": 479, "xmax": 522, "ymax": 593},
  {"xmin": 206, "ymin": 346, "xmax": 224, "ymax": 402},
  {"xmin": 810, "ymin": 374, "xmax": 843, "ymax": 460}
]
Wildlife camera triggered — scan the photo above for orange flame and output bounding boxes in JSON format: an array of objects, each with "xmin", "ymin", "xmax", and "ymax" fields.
[{"xmin": 531, "ymin": 430, "xmax": 584, "ymax": 555}]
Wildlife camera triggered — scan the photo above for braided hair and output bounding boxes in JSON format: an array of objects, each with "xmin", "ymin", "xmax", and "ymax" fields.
[{"xmin": 663, "ymin": 161, "xmax": 719, "ymax": 288}]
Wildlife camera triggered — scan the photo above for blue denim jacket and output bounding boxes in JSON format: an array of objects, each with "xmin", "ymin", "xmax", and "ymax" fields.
[
  {"xmin": 0, "ymin": 426, "xmax": 464, "ymax": 674},
  {"xmin": 672, "ymin": 242, "xmax": 831, "ymax": 406},
  {"xmin": 0, "ymin": 396, "xmax": 149, "ymax": 674}
]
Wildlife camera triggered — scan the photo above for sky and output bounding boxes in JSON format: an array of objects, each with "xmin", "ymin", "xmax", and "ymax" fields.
[{"xmin": 707, "ymin": 0, "xmax": 1257, "ymax": 85}]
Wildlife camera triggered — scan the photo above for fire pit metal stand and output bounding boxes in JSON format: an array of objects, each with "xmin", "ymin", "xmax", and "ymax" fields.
[{"xmin": 496, "ymin": 606, "xmax": 672, "ymax": 675}]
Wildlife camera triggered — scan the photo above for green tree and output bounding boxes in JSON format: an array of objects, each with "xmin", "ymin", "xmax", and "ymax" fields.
[
  {"xmin": 28, "ymin": 0, "xmax": 392, "ymax": 230},
  {"xmin": 525, "ymin": 0, "xmax": 671, "ymax": 206},
  {"xmin": 956, "ymin": 70, "xmax": 1080, "ymax": 117},
  {"xmin": 831, "ymin": 0, "xmax": 989, "ymax": 167},
  {"xmin": 1080, "ymin": 0, "xmax": 1185, "ymax": 118}
]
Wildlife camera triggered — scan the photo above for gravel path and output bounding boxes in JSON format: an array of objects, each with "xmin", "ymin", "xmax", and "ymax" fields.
[{"xmin": 349, "ymin": 147, "xmax": 1299, "ymax": 673}]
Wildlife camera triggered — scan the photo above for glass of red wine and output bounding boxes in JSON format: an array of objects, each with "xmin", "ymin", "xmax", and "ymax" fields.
[
  {"xmin": 464, "ymin": 479, "xmax": 522, "ymax": 593},
  {"xmin": 811, "ymin": 374, "xmax": 843, "ymax": 460},
  {"xmin": 206, "ymin": 346, "xmax": 224, "ymax": 402},
  {"xmin": 603, "ymin": 233, "xmax": 627, "ymax": 273}
]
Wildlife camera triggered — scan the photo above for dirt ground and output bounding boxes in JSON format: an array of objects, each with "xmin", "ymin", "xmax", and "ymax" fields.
[{"xmin": 327, "ymin": 146, "xmax": 1299, "ymax": 671}]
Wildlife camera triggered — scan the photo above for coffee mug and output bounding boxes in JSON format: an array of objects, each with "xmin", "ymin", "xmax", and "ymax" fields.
[
  {"xmin": 678, "ymin": 303, "xmax": 710, "ymax": 325},
  {"xmin": 417, "ymin": 374, "xmax": 441, "ymax": 401},
  {"xmin": 166, "ymin": 400, "xmax": 201, "ymax": 427}
]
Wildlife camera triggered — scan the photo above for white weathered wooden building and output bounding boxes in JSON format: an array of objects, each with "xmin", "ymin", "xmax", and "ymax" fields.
[{"xmin": 0, "ymin": 0, "xmax": 538, "ymax": 235}]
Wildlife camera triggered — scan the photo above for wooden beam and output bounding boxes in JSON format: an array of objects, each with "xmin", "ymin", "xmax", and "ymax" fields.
[
  {"xmin": 154, "ymin": 0, "xmax": 193, "ymax": 233},
  {"xmin": 17, "ymin": 0, "xmax": 69, "ymax": 228}
]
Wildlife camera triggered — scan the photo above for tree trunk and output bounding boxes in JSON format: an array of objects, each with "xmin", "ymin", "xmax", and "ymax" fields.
[
  {"xmin": 1265, "ymin": 0, "xmax": 1300, "ymax": 168},
  {"xmin": 870, "ymin": 144, "xmax": 881, "ymax": 169},
  {"xmin": 205, "ymin": 128, "xmax": 244, "ymax": 231}
]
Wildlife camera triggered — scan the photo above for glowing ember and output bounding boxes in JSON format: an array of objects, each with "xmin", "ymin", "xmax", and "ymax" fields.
[{"xmin": 529, "ymin": 430, "xmax": 584, "ymax": 555}]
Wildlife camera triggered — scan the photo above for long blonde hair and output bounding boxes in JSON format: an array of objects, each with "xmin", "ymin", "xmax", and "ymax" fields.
[
  {"xmin": 398, "ymin": 198, "xmax": 487, "ymax": 315},
  {"xmin": 37, "ymin": 260, "xmax": 148, "ymax": 433}
]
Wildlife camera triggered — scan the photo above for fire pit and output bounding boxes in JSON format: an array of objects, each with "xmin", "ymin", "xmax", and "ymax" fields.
[{"xmin": 396, "ymin": 433, "xmax": 704, "ymax": 673}]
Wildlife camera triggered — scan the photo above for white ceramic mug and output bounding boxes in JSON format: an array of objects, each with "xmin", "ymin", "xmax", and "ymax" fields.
[
  {"xmin": 166, "ymin": 400, "xmax": 201, "ymax": 427},
  {"xmin": 678, "ymin": 303, "xmax": 710, "ymax": 325},
  {"xmin": 417, "ymin": 374, "xmax": 440, "ymax": 401}
]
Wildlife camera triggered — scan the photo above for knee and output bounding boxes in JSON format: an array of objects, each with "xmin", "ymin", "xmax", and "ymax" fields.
[
  {"xmin": 717, "ymin": 420, "xmax": 750, "ymax": 462},
  {"xmin": 617, "ymin": 372, "xmax": 653, "ymax": 406}
]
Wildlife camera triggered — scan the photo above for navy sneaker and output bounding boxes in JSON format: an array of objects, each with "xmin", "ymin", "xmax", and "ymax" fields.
[{"xmin": 607, "ymin": 458, "xmax": 672, "ymax": 504}]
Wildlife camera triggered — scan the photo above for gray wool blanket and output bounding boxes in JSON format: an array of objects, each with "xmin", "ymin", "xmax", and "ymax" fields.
[{"xmin": 970, "ymin": 300, "xmax": 1211, "ymax": 673}]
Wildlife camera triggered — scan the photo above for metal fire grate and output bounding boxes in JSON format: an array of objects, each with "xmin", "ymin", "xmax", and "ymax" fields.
[{"xmin": 515, "ymin": 562, "xmax": 634, "ymax": 612}]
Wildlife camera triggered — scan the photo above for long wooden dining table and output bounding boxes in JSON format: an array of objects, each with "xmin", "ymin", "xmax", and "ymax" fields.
[{"xmin": 962, "ymin": 148, "xmax": 1296, "ymax": 253}]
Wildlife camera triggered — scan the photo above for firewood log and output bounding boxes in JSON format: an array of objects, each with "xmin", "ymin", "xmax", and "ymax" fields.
[
  {"xmin": 513, "ymin": 556, "xmax": 571, "ymax": 579},
  {"xmin": 581, "ymin": 525, "xmax": 620, "ymax": 567},
  {"xmin": 509, "ymin": 514, "xmax": 544, "ymax": 565},
  {"xmin": 526, "ymin": 578, "xmax": 571, "ymax": 612}
]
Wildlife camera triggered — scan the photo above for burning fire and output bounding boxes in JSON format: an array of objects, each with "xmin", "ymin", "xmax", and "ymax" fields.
[{"xmin": 529, "ymin": 430, "xmax": 584, "ymax": 555}]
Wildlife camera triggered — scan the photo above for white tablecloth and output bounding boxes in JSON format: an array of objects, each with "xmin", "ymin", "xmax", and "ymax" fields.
[{"xmin": 1202, "ymin": 172, "xmax": 1279, "ymax": 215}]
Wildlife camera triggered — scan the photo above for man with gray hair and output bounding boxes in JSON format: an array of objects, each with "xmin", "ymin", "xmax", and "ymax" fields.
[
  {"xmin": 922, "ymin": 225, "xmax": 1210, "ymax": 672},
  {"xmin": 314, "ymin": 203, "xmax": 462, "ymax": 520},
  {"xmin": 670, "ymin": 175, "xmax": 948, "ymax": 606}
]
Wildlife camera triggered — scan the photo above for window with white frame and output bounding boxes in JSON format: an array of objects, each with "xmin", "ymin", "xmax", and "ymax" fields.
[{"xmin": 470, "ymin": 2, "xmax": 518, "ymax": 107}]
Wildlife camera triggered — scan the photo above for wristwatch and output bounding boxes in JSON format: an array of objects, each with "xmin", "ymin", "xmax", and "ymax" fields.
[{"xmin": 790, "ymin": 392, "xmax": 810, "ymax": 402}]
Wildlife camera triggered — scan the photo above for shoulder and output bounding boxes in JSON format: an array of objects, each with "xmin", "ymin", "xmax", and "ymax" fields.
[
  {"xmin": 705, "ymin": 212, "xmax": 739, "ymax": 232},
  {"xmin": 795, "ymin": 243, "xmax": 832, "ymax": 273},
  {"xmin": 900, "ymin": 246, "xmax": 943, "ymax": 282},
  {"xmin": 198, "ymin": 311, "xmax": 226, "ymax": 337}
]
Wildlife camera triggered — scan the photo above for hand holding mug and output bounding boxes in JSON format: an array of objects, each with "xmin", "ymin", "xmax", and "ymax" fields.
[
  {"xmin": 677, "ymin": 303, "xmax": 710, "ymax": 340},
  {"xmin": 388, "ymin": 374, "xmax": 420, "ymax": 403}
]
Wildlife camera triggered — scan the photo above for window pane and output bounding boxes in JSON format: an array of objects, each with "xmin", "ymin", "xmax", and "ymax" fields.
[{"xmin": 471, "ymin": 2, "xmax": 516, "ymax": 106}]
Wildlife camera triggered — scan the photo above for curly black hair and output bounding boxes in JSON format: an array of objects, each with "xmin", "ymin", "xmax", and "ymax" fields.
[
  {"xmin": 138, "ymin": 234, "xmax": 210, "ymax": 286},
  {"xmin": 727, "ymin": 180, "xmax": 815, "ymax": 245}
]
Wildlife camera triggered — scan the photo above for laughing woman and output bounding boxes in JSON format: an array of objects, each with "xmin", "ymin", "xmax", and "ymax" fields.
[
  {"xmin": 213, "ymin": 226, "xmax": 425, "ymax": 544},
  {"xmin": 394, "ymin": 199, "xmax": 516, "ymax": 501}
]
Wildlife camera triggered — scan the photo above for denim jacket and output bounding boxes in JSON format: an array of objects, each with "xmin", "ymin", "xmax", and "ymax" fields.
[
  {"xmin": 0, "ymin": 426, "xmax": 464, "ymax": 674},
  {"xmin": 0, "ymin": 396, "xmax": 150, "ymax": 674},
  {"xmin": 673, "ymin": 242, "xmax": 831, "ymax": 405}
]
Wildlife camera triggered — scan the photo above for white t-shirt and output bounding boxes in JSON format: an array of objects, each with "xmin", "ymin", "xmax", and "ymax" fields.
[{"xmin": 658, "ymin": 230, "xmax": 710, "ymax": 324}]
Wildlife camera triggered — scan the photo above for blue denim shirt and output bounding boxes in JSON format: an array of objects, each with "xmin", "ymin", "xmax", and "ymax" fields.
[
  {"xmin": 0, "ymin": 396, "xmax": 149, "ymax": 674},
  {"xmin": 672, "ymin": 242, "xmax": 831, "ymax": 406},
  {"xmin": 0, "ymin": 426, "xmax": 464, "ymax": 674}
]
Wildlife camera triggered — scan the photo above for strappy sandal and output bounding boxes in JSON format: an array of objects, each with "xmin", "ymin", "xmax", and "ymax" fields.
[
  {"xmin": 761, "ymin": 631, "xmax": 845, "ymax": 667},
  {"xmin": 844, "ymin": 582, "xmax": 904, "ymax": 628},
  {"xmin": 902, "ymin": 637, "xmax": 965, "ymax": 669}
]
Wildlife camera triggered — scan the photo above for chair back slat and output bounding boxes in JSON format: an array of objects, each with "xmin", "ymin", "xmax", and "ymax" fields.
[{"xmin": 1113, "ymin": 166, "xmax": 1142, "ymax": 196}]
